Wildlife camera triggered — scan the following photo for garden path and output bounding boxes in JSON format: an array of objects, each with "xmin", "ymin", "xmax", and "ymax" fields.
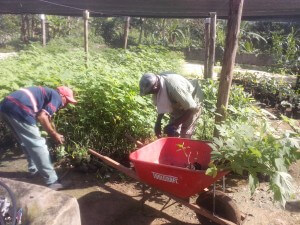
[
  {"xmin": 181, "ymin": 60, "xmax": 298, "ymax": 87},
  {"xmin": 0, "ymin": 52, "xmax": 17, "ymax": 60}
]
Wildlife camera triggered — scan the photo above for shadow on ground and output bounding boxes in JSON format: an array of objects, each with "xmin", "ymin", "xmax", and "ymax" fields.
[{"xmin": 77, "ymin": 183, "xmax": 196, "ymax": 225}]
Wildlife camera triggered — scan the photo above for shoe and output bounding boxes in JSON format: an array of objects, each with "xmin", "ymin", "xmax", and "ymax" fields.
[
  {"xmin": 47, "ymin": 181, "xmax": 66, "ymax": 191},
  {"xmin": 26, "ymin": 172, "xmax": 39, "ymax": 179}
]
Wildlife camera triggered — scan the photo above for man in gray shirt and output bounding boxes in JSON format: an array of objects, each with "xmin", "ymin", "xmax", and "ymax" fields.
[{"xmin": 139, "ymin": 73, "xmax": 203, "ymax": 138}]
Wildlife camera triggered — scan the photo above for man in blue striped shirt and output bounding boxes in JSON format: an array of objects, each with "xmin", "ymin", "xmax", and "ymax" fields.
[{"xmin": 0, "ymin": 86, "xmax": 77, "ymax": 190}]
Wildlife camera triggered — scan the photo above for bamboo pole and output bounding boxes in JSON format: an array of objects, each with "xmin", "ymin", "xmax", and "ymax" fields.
[
  {"xmin": 207, "ymin": 12, "xmax": 216, "ymax": 79},
  {"xmin": 40, "ymin": 14, "xmax": 46, "ymax": 46},
  {"xmin": 214, "ymin": 0, "xmax": 244, "ymax": 136},
  {"xmin": 204, "ymin": 18, "xmax": 211, "ymax": 79},
  {"xmin": 124, "ymin": 16, "xmax": 130, "ymax": 49}
]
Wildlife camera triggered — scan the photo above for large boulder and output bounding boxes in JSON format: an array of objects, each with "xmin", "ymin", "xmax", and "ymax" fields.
[{"xmin": 0, "ymin": 178, "xmax": 81, "ymax": 225}]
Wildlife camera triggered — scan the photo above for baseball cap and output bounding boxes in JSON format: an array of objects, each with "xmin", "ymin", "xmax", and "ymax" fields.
[
  {"xmin": 139, "ymin": 73, "xmax": 157, "ymax": 96},
  {"xmin": 57, "ymin": 86, "xmax": 77, "ymax": 104}
]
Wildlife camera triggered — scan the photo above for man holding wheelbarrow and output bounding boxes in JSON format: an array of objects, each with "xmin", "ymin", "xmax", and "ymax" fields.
[
  {"xmin": 0, "ymin": 86, "xmax": 77, "ymax": 190},
  {"xmin": 139, "ymin": 73, "xmax": 203, "ymax": 138}
]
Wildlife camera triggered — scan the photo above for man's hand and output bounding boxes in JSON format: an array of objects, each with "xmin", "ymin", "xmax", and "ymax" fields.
[
  {"xmin": 52, "ymin": 132, "xmax": 65, "ymax": 145},
  {"xmin": 163, "ymin": 124, "xmax": 179, "ymax": 137},
  {"xmin": 37, "ymin": 110, "xmax": 64, "ymax": 144},
  {"xmin": 154, "ymin": 121, "xmax": 162, "ymax": 138}
]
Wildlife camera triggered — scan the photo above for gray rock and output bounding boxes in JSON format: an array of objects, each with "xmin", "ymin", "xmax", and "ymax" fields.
[{"xmin": 0, "ymin": 178, "xmax": 81, "ymax": 225}]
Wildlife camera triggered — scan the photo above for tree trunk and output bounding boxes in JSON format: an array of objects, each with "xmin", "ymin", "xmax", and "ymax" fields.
[
  {"xmin": 20, "ymin": 15, "xmax": 29, "ymax": 43},
  {"xmin": 214, "ymin": 0, "xmax": 244, "ymax": 137},
  {"xmin": 41, "ymin": 16, "xmax": 46, "ymax": 46},
  {"xmin": 31, "ymin": 15, "xmax": 35, "ymax": 38},
  {"xmin": 123, "ymin": 16, "xmax": 130, "ymax": 49},
  {"xmin": 204, "ymin": 18, "xmax": 211, "ymax": 79},
  {"xmin": 25, "ymin": 15, "xmax": 30, "ymax": 40}
]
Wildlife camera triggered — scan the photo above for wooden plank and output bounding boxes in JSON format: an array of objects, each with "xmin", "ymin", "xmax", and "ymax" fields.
[{"xmin": 214, "ymin": 0, "xmax": 244, "ymax": 136}]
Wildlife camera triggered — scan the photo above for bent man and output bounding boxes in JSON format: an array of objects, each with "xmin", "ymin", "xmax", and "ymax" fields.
[
  {"xmin": 0, "ymin": 86, "xmax": 77, "ymax": 190},
  {"xmin": 139, "ymin": 73, "xmax": 203, "ymax": 138}
]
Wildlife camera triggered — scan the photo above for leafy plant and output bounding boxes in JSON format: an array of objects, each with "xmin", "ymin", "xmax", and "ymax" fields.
[
  {"xmin": 206, "ymin": 110, "xmax": 299, "ymax": 207},
  {"xmin": 0, "ymin": 40, "xmax": 183, "ymax": 161}
]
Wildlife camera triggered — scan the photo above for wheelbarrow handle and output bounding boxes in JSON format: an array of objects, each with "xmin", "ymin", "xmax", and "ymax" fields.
[
  {"xmin": 88, "ymin": 149, "xmax": 139, "ymax": 181},
  {"xmin": 124, "ymin": 133, "xmax": 144, "ymax": 148}
]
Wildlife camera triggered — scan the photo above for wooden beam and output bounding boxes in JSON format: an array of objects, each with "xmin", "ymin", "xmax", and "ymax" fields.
[
  {"xmin": 204, "ymin": 18, "xmax": 210, "ymax": 79},
  {"xmin": 214, "ymin": 0, "xmax": 244, "ymax": 136},
  {"xmin": 123, "ymin": 16, "xmax": 130, "ymax": 49},
  {"xmin": 207, "ymin": 12, "xmax": 216, "ymax": 79}
]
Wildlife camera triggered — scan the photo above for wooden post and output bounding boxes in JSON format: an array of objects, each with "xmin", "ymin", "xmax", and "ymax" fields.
[
  {"xmin": 40, "ymin": 14, "xmax": 46, "ymax": 46},
  {"xmin": 124, "ymin": 16, "xmax": 130, "ymax": 49},
  {"xmin": 67, "ymin": 16, "xmax": 71, "ymax": 35},
  {"xmin": 31, "ymin": 15, "xmax": 35, "ymax": 38},
  {"xmin": 45, "ymin": 22, "xmax": 50, "ymax": 41},
  {"xmin": 138, "ymin": 18, "xmax": 144, "ymax": 45},
  {"xmin": 162, "ymin": 18, "xmax": 166, "ymax": 45},
  {"xmin": 208, "ymin": 12, "xmax": 216, "ymax": 79},
  {"xmin": 25, "ymin": 15, "xmax": 30, "ymax": 40},
  {"xmin": 214, "ymin": 0, "xmax": 244, "ymax": 136},
  {"xmin": 204, "ymin": 18, "xmax": 211, "ymax": 79},
  {"xmin": 83, "ymin": 10, "xmax": 89, "ymax": 53}
]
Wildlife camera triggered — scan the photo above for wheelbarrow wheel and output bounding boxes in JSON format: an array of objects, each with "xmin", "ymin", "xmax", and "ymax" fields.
[{"xmin": 196, "ymin": 190, "xmax": 241, "ymax": 225}]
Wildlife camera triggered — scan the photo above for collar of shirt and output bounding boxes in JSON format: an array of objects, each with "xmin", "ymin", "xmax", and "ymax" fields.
[{"xmin": 154, "ymin": 76, "xmax": 173, "ymax": 114}]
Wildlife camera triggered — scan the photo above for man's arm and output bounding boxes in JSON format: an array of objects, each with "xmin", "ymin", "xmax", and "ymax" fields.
[
  {"xmin": 154, "ymin": 113, "xmax": 164, "ymax": 137},
  {"xmin": 36, "ymin": 110, "xmax": 64, "ymax": 144}
]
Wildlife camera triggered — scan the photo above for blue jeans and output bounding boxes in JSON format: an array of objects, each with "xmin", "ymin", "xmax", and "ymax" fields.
[{"xmin": 0, "ymin": 113, "xmax": 58, "ymax": 185}]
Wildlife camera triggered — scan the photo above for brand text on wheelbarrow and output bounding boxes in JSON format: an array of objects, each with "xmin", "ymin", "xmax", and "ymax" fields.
[{"xmin": 152, "ymin": 172, "xmax": 178, "ymax": 184}]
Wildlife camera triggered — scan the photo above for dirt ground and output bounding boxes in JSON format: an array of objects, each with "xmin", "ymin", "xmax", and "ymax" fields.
[{"xmin": 0, "ymin": 139, "xmax": 299, "ymax": 225}]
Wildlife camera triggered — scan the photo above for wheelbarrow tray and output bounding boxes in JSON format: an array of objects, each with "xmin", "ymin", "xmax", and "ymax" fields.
[{"xmin": 129, "ymin": 137, "xmax": 227, "ymax": 199}]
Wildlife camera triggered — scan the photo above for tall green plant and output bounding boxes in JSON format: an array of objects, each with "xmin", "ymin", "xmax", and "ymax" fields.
[
  {"xmin": 207, "ymin": 113, "xmax": 299, "ymax": 207},
  {"xmin": 0, "ymin": 42, "xmax": 183, "ymax": 160}
]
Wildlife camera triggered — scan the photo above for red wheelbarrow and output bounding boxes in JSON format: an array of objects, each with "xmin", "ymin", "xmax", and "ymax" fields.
[{"xmin": 88, "ymin": 137, "xmax": 243, "ymax": 225}]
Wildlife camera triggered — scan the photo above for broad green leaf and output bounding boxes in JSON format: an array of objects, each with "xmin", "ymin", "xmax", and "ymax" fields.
[
  {"xmin": 274, "ymin": 158, "xmax": 287, "ymax": 172},
  {"xmin": 249, "ymin": 173, "xmax": 259, "ymax": 194}
]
